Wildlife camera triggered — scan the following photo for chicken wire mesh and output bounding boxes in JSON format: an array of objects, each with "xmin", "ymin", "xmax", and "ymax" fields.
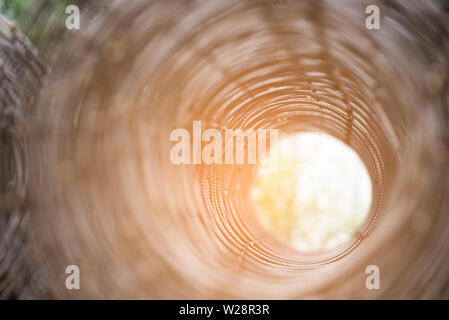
[
  {"xmin": 0, "ymin": 14, "xmax": 45, "ymax": 299},
  {"xmin": 1, "ymin": 0, "xmax": 449, "ymax": 299}
]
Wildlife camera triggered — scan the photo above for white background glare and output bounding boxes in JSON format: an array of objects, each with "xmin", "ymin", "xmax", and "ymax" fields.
[{"xmin": 250, "ymin": 132, "xmax": 372, "ymax": 252}]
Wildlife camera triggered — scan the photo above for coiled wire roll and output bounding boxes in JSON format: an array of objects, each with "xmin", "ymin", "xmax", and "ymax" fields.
[
  {"xmin": 0, "ymin": 15, "xmax": 45, "ymax": 299},
  {"xmin": 18, "ymin": 0, "xmax": 449, "ymax": 298}
]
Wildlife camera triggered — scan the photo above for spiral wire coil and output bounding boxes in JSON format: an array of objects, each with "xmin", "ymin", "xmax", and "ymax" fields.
[{"xmin": 0, "ymin": 0, "xmax": 448, "ymax": 299}]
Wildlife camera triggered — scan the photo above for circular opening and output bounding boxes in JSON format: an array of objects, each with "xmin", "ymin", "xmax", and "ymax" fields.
[{"xmin": 250, "ymin": 132, "xmax": 372, "ymax": 253}]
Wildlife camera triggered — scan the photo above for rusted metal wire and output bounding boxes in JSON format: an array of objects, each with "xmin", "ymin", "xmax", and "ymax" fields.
[
  {"xmin": 0, "ymin": 15, "xmax": 45, "ymax": 299},
  {"xmin": 1, "ymin": 0, "xmax": 449, "ymax": 299}
]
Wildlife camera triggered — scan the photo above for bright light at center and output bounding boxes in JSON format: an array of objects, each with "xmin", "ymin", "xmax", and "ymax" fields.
[{"xmin": 250, "ymin": 132, "xmax": 372, "ymax": 252}]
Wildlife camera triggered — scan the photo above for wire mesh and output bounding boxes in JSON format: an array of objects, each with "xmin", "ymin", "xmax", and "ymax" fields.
[{"xmin": 1, "ymin": 0, "xmax": 449, "ymax": 299}]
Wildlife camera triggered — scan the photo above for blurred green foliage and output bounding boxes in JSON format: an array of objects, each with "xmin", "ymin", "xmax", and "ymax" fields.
[
  {"xmin": 0, "ymin": 0, "xmax": 34, "ymax": 21},
  {"xmin": 0, "ymin": 0, "xmax": 79, "ymax": 54},
  {"xmin": 0, "ymin": 0, "xmax": 75, "ymax": 27}
]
